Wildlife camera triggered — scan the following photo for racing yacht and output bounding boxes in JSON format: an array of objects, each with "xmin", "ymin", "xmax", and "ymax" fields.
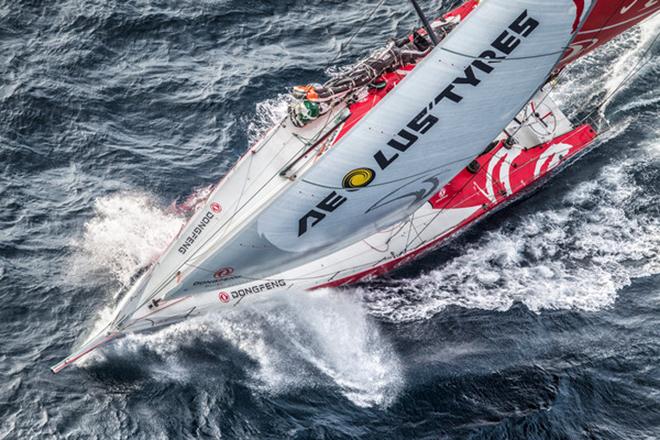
[{"xmin": 52, "ymin": 0, "xmax": 660, "ymax": 372}]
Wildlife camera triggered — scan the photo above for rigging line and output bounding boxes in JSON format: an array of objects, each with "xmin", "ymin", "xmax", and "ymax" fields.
[
  {"xmin": 407, "ymin": 33, "xmax": 658, "ymax": 248},
  {"xmin": 440, "ymin": 47, "xmax": 566, "ymax": 61},
  {"xmin": 401, "ymin": 209, "xmax": 426, "ymax": 253},
  {"xmin": 407, "ymin": 218, "xmax": 424, "ymax": 251},
  {"xmin": 506, "ymin": 0, "xmax": 641, "ymax": 142},
  {"xmin": 326, "ymin": 0, "xmax": 387, "ymax": 69},
  {"xmin": 231, "ymin": 148, "xmax": 256, "ymax": 225},
  {"xmin": 136, "ymin": 108, "xmax": 345, "ymax": 307},
  {"xmin": 593, "ymin": 32, "xmax": 659, "ymax": 113},
  {"xmin": 300, "ymin": 150, "xmax": 493, "ymax": 189},
  {"xmin": 403, "ymin": 215, "xmax": 415, "ymax": 252},
  {"xmin": 363, "ymin": 238, "xmax": 390, "ymax": 252},
  {"xmin": 125, "ymin": 4, "xmax": 658, "ymax": 306},
  {"xmin": 383, "ymin": 215, "xmax": 412, "ymax": 247}
]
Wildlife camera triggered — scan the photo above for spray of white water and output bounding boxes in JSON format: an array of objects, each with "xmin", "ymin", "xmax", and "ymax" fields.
[
  {"xmin": 75, "ymin": 190, "xmax": 402, "ymax": 406},
  {"xmin": 555, "ymin": 13, "xmax": 660, "ymax": 115},
  {"xmin": 103, "ymin": 289, "xmax": 403, "ymax": 408},
  {"xmin": 66, "ymin": 192, "xmax": 185, "ymax": 357},
  {"xmin": 71, "ymin": 192, "xmax": 183, "ymax": 287},
  {"xmin": 362, "ymin": 150, "xmax": 660, "ymax": 322}
]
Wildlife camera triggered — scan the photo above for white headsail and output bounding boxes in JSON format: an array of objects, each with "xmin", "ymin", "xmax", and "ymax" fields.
[{"xmin": 134, "ymin": 0, "xmax": 593, "ymax": 303}]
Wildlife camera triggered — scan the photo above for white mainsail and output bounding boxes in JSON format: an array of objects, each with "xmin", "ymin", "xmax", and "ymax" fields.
[{"xmin": 133, "ymin": 0, "xmax": 593, "ymax": 304}]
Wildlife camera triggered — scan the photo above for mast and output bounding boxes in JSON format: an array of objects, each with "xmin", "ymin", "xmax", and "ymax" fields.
[{"xmin": 408, "ymin": 0, "xmax": 439, "ymax": 46}]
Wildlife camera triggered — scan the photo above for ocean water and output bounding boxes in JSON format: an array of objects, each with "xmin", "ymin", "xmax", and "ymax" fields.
[{"xmin": 0, "ymin": 1, "xmax": 658, "ymax": 439}]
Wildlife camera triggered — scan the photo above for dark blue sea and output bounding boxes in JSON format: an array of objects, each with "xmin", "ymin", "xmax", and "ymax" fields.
[{"xmin": 1, "ymin": 1, "xmax": 659, "ymax": 438}]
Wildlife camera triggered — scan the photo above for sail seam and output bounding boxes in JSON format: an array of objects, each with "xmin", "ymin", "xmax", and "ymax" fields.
[{"xmin": 440, "ymin": 47, "xmax": 565, "ymax": 60}]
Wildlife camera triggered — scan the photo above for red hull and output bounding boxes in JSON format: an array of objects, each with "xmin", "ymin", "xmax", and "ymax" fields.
[{"xmin": 419, "ymin": 0, "xmax": 659, "ymax": 70}]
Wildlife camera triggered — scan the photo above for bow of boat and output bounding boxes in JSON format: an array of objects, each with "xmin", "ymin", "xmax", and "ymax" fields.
[{"xmin": 51, "ymin": 329, "xmax": 122, "ymax": 374}]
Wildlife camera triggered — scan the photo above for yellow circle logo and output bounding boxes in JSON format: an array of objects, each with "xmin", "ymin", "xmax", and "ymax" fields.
[{"xmin": 342, "ymin": 168, "xmax": 375, "ymax": 189}]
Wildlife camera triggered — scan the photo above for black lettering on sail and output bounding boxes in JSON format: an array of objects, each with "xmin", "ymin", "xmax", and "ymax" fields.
[
  {"xmin": 492, "ymin": 30, "xmax": 521, "ymax": 55},
  {"xmin": 317, "ymin": 191, "xmax": 347, "ymax": 212},
  {"xmin": 374, "ymin": 150, "xmax": 399, "ymax": 170},
  {"xmin": 407, "ymin": 109, "xmax": 439, "ymax": 134},
  {"xmin": 472, "ymin": 59, "xmax": 494, "ymax": 74},
  {"xmin": 298, "ymin": 210, "xmax": 325, "ymax": 236},
  {"xmin": 453, "ymin": 65, "xmax": 481, "ymax": 86},
  {"xmin": 387, "ymin": 129, "xmax": 418, "ymax": 152},
  {"xmin": 298, "ymin": 192, "xmax": 347, "ymax": 236},
  {"xmin": 509, "ymin": 10, "xmax": 539, "ymax": 37},
  {"xmin": 435, "ymin": 84, "xmax": 463, "ymax": 104}
]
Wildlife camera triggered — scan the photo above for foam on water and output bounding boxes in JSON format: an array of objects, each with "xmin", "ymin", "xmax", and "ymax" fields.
[
  {"xmin": 71, "ymin": 192, "xmax": 183, "ymax": 287},
  {"xmin": 555, "ymin": 13, "xmax": 660, "ymax": 115},
  {"xmin": 270, "ymin": 289, "xmax": 403, "ymax": 407},
  {"xmin": 362, "ymin": 130, "xmax": 660, "ymax": 322},
  {"xmin": 246, "ymin": 94, "xmax": 290, "ymax": 145},
  {"xmin": 111, "ymin": 289, "xmax": 403, "ymax": 408}
]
